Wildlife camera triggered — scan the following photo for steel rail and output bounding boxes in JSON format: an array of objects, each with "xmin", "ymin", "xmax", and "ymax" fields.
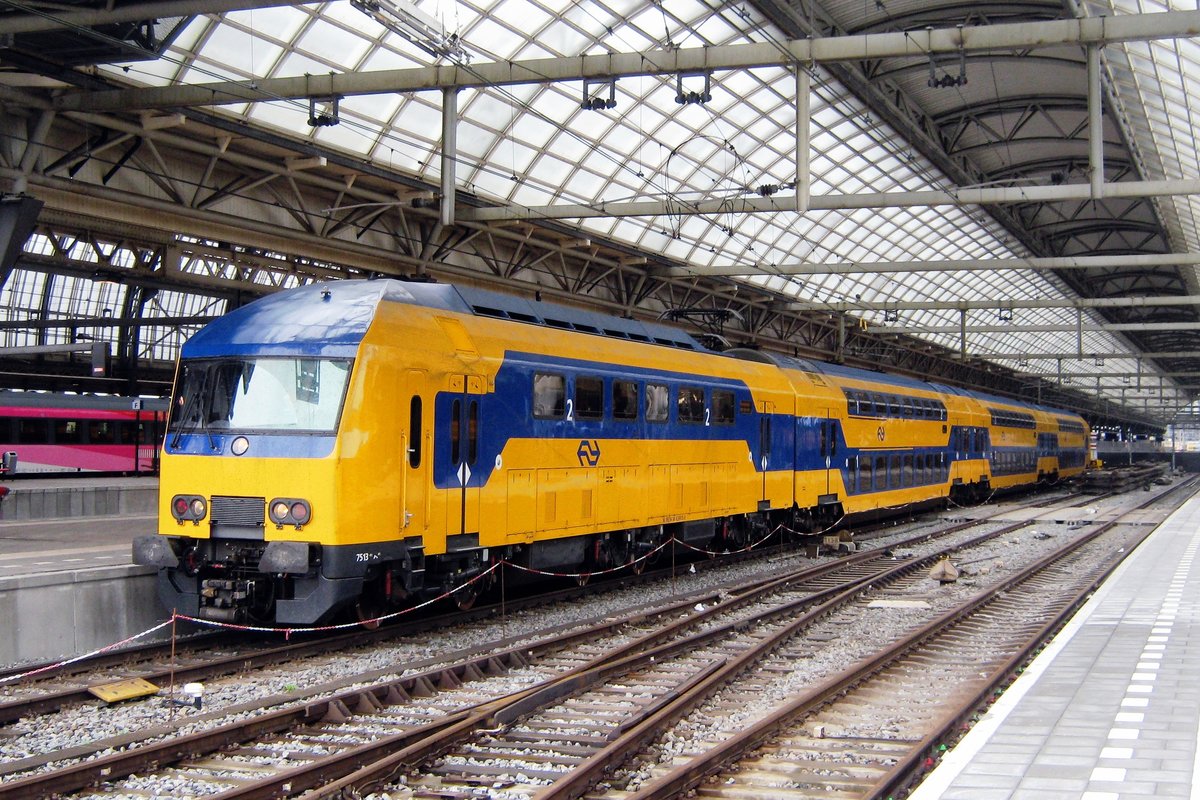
[
  {"xmin": 612, "ymin": 477, "xmax": 1197, "ymax": 800},
  {"xmin": 0, "ymin": 526, "xmax": 950, "ymax": 797},
  {"xmin": 270, "ymin": 505, "xmax": 1081, "ymax": 798},
  {"xmin": 0, "ymin": 485, "xmax": 1100, "ymax": 796}
]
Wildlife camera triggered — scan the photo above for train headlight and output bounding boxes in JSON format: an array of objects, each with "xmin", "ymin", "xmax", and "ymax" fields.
[
  {"xmin": 290, "ymin": 501, "xmax": 310, "ymax": 524},
  {"xmin": 269, "ymin": 498, "xmax": 312, "ymax": 529},
  {"xmin": 171, "ymin": 494, "xmax": 207, "ymax": 524},
  {"xmin": 270, "ymin": 501, "xmax": 290, "ymax": 523}
]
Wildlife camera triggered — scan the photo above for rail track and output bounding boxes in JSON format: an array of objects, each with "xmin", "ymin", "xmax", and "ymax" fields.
[
  {"xmin": 0, "ymin": 485, "xmax": 1092, "ymax": 731},
  {"xmin": 576, "ymin": 475, "xmax": 1198, "ymax": 800},
  {"xmin": 0, "ymin": 481, "xmax": 1174, "ymax": 799}
]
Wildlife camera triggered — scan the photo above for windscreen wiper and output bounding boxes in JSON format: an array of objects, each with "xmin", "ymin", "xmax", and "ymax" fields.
[{"xmin": 169, "ymin": 373, "xmax": 207, "ymax": 449}]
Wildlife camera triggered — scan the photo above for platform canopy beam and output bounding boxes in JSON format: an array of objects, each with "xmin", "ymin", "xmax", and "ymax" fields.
[
  {"xmin": 50, "ymin": 11, "xmax": 1200, "ymax": 113},
  {"xmin": 785, "ymin": 294, "xmax": 1200, "ymax": 313},
  {"xmin": 872, "ymin": 321, "xmax": 1200, "ymax": 334},
  {"xmin": 0, "ymin": 0, "xmax": 299, "ymax": 34},
  {"xmin": 460, "ymin": 178, "xmax": 1200, "ymax": 221},
  {"xmin": 668, "ymin": 253, "xmax": 1200, "ymax": 277}
]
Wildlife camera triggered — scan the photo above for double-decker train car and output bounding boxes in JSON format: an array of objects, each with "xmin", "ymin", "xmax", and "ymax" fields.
[
  {"xmin": 0, "ymin": 392, "xmax": 167, "ymax": 474},
  {"xmin": 134, "ymin": 280, "xmax": 1089, "ymax": 625}
]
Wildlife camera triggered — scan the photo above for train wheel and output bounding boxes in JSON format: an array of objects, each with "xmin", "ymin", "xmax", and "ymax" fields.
[
  {"xmin": 355, "ymin": 601, "xmax": 382, "ymax": 630},
  {"xmin": 453, "ymin": 585, "xmax": 479, "ymax": 611}
]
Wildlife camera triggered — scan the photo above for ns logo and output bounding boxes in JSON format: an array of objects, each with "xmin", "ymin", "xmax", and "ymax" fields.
[{"xmin": 577, "ymin": 439, "xmax": 601, "ymax": 467}]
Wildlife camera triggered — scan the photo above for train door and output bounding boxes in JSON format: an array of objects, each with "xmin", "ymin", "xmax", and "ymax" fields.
[
  {"xmin": 758, "ymin": 400, "xmax": 773, "ymax": 503},
  {"xmin": 403, "ymin": 370, "xmax": 428, "ymax": 533},
  {"xmin": 819, "ymin": 411, "xmax": 837, "ymax": 495},
  {"xmin": 446, "ymin": 374, "xmax": 484, "ymax": 541}
]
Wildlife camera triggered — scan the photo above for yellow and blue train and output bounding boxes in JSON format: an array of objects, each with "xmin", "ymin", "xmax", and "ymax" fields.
[{"xmin": 133, "ymin": 279, "xmax": 1090, "ymax": 624}]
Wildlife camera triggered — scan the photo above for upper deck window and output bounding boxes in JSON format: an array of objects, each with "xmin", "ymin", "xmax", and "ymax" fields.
[
  {"xmin": 575, "ymin": 376, "xmax": 603, "ymax": 420},
  {"xmin": 533, "ymin": 373, "xmax": 565, "ymax": 419}
]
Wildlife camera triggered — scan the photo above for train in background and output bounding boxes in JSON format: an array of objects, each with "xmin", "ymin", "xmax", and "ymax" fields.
[
  {"xmin": 134, "ymin": 279, "xmax": 1090, "ymax": 625},
  {"xmin": 0, "ymin": 392, "xmax": 167, "ymax": 475}
]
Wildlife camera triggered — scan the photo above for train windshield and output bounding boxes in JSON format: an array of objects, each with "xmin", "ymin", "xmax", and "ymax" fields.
[{"xmin": 168, "ymin": 357, "xmax": 352, "ymax": 435}]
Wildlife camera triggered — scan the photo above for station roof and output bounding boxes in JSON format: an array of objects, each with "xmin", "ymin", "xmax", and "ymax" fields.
[{"xmin": 0, "ymin": 0, "xmax": 1197, "ymax": 430}]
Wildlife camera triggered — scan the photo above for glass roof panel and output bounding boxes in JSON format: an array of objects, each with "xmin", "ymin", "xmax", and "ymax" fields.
[{"xmin": 82, "ymin": 0, "xmax": 1187, "ymax": 410}]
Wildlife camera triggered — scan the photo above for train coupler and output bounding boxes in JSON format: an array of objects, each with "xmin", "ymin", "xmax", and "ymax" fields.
[{"xmin": 198, "ymin": 577, "xmax": 268, "ymax": 621}]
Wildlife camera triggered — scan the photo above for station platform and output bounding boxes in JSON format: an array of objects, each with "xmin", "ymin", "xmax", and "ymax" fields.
[
  {"xmin": 0, "ymin": 475, "xmax": 157, "ymax": 521},
  {"xmin": 0, "ymin": 476, "xmax": 161, "ymax": 665},
  {"xmin": 910, "ymin": 491, "xmax": 1200, "ymax": 799}
]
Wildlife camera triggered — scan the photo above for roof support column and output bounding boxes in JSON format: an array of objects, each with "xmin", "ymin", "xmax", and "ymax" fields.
[
  {"xmin": 1088, "ymin": 44, "xmax": 1104, "ymax": 199},
  {"xmin": 836, "ymin": 313, "xmax": 845, "ymax": 363},
  {"xmin": 795, "ymin": 65, "xmax": 810, "ymax": 214},
  {"xmin": 440, "ymin": 87, "xmax": 458, "ymax": 227},
  {"xmin": 959, "ymin": 308, "xmax": 967, "ymax": 360},
  {"xmin": 1077, "ymin": 308, "xmax": 1084, "ymax": 357},
  {"xmin": 15, "ymin": 109, "xmax": 56, "ymax": 194}
]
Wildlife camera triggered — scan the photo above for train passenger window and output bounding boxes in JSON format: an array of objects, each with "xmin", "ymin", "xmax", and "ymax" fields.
[
  {"xmin": 890, "ymin": 455, "xmax": 901, "ymax": 488},
  {"xmin": 15, "ymin": 418, "xmax": 50, "ymax": 444},
  {"xmin": 901, "ymin": 400, "xmax": 913, "ymax": 418},
  {"xmin": 846, "ymin": 393, "xmax": 858, "ymax": 416},
  {"xmin": 677, "ymin": 386, "xmax": 704, "ymax": 423},
  {"xmin": 613, "ymin": 381, "xmax": 638, "ymax": 420},
  {"xmin": 408, "ymin": 396, "xmax": 422, "ymax": 468},
  {"xmin": 859, "ymin": 457, "xmax": 871, "ymax": 491},
  {"xmin": 712, "ymin": 390, "xmax": 735, "ymax": 425},
  {"xmin": 533, "ymin": 373, "xmax": 565, "ymax": 419},
  {"xmin": 450, "ymin": 399, "xmax": 461, "ymax": 464},
  {"xmin": 646, "ymin": 383, "xmax": 669, "ymax": 422},
  {"xmin": 54, "ymin": 419, "xmax": 81, "ymax": 443},
  {"xmin": 847, "ymin": 457, "xmax": 857, "ymax": 492},
  {"xmin": 875, "ymin": 456, "xmax": 887, "ymax": 490},
  {"xmin": 88, "ymin": 421, "xmax": 116, "ymax": 444},
  {"xmin": 887, "ymin": 397, "xmax": 900, "ymax": 417},
  {"xmin": 903, "ymin": 454, "xmax": 913, "ymax": 486},
  {"xmin": 467, "ymin": 401, "xmax": 479, "ymax": 465},
  {"xmin": 870, "ymin": 394, "xmax": 884, "ymax": 416},
  {"xmin": 575, "ymin": 376, "xmax": 603, "ymax": 420},
  {"xmin": 118, "ymin": 422, "xmax": 138, "ymax": 445}
]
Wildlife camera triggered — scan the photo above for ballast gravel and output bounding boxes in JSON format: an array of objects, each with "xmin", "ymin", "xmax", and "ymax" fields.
[{"xmin": 0, "ymin": 489, "xmax": 1135, "ymax": 795}]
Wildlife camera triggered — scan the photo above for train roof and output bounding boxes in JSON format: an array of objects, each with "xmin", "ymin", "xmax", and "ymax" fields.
[
  {"xmin": 182, "ymin": 279, "xmax": 707, "ymax": 358},
  {"xmin": 727, "ymin": 351, "xmax": 1084, "ymax": 421},
  {"xmin": 953, "ymin": 385, "xmax": 1086, "ymax": 420},
  {"xmin": 727, "ymin": 349, "xmax": 940, "ymax": 393},
  {"xmin": 0, "ymin": 391, "xmax": 168, "ymax": 411}
]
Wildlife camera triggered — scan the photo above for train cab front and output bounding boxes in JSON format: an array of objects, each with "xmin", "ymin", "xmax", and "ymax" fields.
[{"xmin": 134, "ymin": 354, "xmax": 356, "ymax": 625}]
